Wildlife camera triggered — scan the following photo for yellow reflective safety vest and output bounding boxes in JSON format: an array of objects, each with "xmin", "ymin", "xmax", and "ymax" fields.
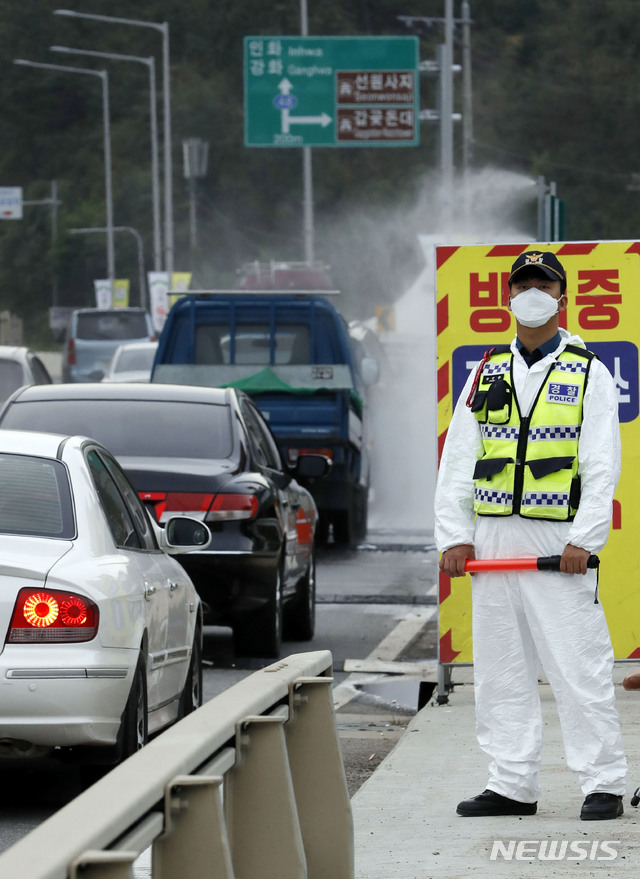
[{"xmin": 470, "ymin": 344, "xmax": 595, "ymax": 520}]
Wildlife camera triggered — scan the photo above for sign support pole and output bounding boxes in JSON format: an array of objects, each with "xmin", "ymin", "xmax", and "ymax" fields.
[
  {"xmin": 303, "ymin": 148, "xmax": 315, "ymax": 263},
  {"xmin": 300, "ymin": 0, "xmax": 315, "ymax": 264}
]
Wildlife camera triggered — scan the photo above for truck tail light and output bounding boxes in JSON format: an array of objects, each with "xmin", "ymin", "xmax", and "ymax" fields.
[
  {"xmin": 7, "ymin": 588, "xmax": 98, "ymax": 643},
  {"xmin": 287, "ymin": 447, "xmax": 334, "ymax": 465},
  {"xmin": 67, "ymin": 338, "xmax": 76, "ymax": 366},
  {"xmin": 205, "ymin": 494, "xmax": 258, "ymax": 521}
]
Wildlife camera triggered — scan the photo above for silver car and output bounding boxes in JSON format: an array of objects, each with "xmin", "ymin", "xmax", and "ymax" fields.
[{"xmin": 62, "ymin": 308, "xmax": 155, "ymax": 383}]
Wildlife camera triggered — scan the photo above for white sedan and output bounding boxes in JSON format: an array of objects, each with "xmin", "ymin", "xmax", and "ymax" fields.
[
  {"xmin": 0, "ymin": 429, "xmax": 210, "ymax": 770},
  {"xmin": 101, "ymin": 341, "xmax": 158, "ymax": 383},
  {"xmin": 0, "ymin": 345, "xmax": 52, "ymax": 403}
]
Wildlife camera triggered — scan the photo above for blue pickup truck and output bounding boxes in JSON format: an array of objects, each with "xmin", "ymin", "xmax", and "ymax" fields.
[{"xmin": 151, "ymin": 266, "xmax": 379, "ymax": 543}]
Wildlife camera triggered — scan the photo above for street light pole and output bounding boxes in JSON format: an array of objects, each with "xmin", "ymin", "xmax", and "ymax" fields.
[
  {"xmin": 14, "ymin": 58, "xmax": 115, "ymax": 287},
  {"xmin": 54, "ymin": 10, "xmax": 174, "ymax": 274},
  {"xmin": 50, "ymin": 46, "xmax": 162, "ymax": 272}
]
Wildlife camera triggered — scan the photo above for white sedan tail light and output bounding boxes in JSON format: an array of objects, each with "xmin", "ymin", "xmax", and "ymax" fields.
[{"xmin": 7, "ymin": 588, "xmax": 99, "ymax": 643}]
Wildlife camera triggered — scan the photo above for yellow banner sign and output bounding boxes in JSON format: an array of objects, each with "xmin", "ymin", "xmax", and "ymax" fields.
[
  {"xmin": 113, "ymin": 279, "xmax": 130, "ymax": 308},
  {"xmin": 169, "ymin": 272, "xmax": 192, "ymax": 308},
  {"xmin": 436, "ymin": 241, "xmax": 640, "ymax": 663}
]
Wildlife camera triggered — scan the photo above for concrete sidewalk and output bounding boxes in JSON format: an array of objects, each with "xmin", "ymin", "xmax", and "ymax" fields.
[{"xmin": 352, "ymin": 666, "xmax": 640, "ymax": 877}]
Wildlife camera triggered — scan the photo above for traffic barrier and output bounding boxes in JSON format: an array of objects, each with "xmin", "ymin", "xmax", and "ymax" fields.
[{"xmin": 0, "ymin": 650, "xmax": 353, "ymax": 879}]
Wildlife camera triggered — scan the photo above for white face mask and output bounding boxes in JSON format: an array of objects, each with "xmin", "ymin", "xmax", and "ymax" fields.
[{"xmin": 510, "ymin": 287, "xmax": 560, "ymax": 328}]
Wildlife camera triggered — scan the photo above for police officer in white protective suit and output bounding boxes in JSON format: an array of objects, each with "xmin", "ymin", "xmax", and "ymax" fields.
[{"xmin": 435, "ymin": 250, "xmax": 627, "ymax": 820}]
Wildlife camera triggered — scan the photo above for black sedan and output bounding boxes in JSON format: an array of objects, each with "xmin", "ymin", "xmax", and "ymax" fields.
[{"xmin": 0, "ymin": 383, "xmax": 328, "ymax": 657}]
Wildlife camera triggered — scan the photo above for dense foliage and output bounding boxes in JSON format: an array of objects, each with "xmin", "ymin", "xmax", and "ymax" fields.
[{"xmin": 1, "ymin": 1, "xmax": 639, "ymax": 344}]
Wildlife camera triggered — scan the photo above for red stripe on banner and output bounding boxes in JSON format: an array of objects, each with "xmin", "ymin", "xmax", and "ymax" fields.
[
  {"xmin": 612, "ymin": 499, "xmax": 622, "ymax": 530},
  {"xmin": 437, "ymin": 362, "xmax": 449, "ymax": 402},
  {"xmin": 486, "ymin": 244, "xmax": 528, "ymax": 257},
  {"xmin": 436, "ymin": 246, "xmax": 459, "ymax": 268},
  {"xmin": 439, "ymin": 570, "xmax": 451, "ymax": 602},
  {"xmin": 626, "ymin": 647, "xmax": 640, "ymax": 659},
  {"xmin": 439, "ymin": 628, "xmax": 461, "ymax": 663},
  {"xmin": 438, "ymin": 429, "xmax": 447, "ymax": 464},
  {"xmin": 556, "ymin": 243, "xmax": 598, "ymax": 255},
  {"xmin": 625, "ymin": 242, "xmax": 640, "ymax": 256},
  {"xmin": 436, "ymin": 295, "xmax": 449, "ymax": 334}
]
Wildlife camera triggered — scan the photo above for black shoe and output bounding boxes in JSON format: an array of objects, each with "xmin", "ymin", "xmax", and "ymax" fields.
[
  {"xmin": 580, "ymin": 793, "xmax": 623, "ymax": 820},
  {"xmin": 457, "ymin": 789, "xmax": 537, "ymax": 817}
]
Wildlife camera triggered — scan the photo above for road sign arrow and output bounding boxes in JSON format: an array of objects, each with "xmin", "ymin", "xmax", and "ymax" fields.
[
  {"xmin": 281, "ymin": 110, "xmax": 332, "ymax": 133},
  {"xmin": 289, "ymin": 112, "xmax": 332, "ymax": 127},
  {"xmin": 278, "ymin": 78, "xmax": 294, "ymax": 94},
  {"xmin": 281, "ymin": 109, "xmax": 332, "ymax": 133}
]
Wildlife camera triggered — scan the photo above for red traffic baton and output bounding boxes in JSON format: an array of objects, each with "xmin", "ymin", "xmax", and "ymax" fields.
[{"xmin": 464, "ymin": 555, "xmax": 600, "ymax": 573}]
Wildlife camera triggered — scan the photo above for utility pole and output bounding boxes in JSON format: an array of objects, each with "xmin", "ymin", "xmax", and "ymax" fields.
[
  {"xmin": 401, "ymin": 4, "xmax": 467, "ymax": 190},
  {"xmin": 461, "ymin": 1, "xmax": 473, "ymax": 173},
  {"xmin": 439, "ymin": 0, "xmax": 455, "ymax": 192}
]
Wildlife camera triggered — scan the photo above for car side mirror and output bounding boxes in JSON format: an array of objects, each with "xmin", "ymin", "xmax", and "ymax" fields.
[
  {"xmin": 295, "ymin": 454, "xmax": 332, "ymax": 479},
  {"xmin": 162, "ymin": 516, "xmax": 211, "ymax": 552}
]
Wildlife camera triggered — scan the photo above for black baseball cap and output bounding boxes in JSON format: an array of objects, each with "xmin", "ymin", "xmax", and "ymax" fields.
[{"xmin": 508, "ymin": 250, "xmax": 566, "ymax": 285}]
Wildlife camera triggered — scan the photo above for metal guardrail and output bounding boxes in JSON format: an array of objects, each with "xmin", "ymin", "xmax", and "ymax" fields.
[{"xmin": 0, "ymin": 650, "xmax": 353, "ymax": 879}]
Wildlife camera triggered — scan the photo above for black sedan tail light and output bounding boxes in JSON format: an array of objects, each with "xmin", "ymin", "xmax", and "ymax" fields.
[
  {"xmin": 140, "ymin": 491, "xmax": 258, "ymax": 523},
  {"xmin": 206, "ymin": 494, "xmax": 258, "ymax": 521}
]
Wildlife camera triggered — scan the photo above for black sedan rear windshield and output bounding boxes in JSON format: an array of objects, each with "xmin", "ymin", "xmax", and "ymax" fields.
[
  {"xmin": 1, "ymin": 400, "xmax": 234, "ymax": 460},
  {"xmin": 0, "ymin": 454, "xmax": 74, "ymax": 538}
]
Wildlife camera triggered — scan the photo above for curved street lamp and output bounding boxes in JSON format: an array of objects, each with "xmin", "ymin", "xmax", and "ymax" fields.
[
  {"xmin": 14, "ymin": 58, "xmax": 115, "ymax": 286},
  {"xmin": 54, "ymin": 9, "xmax": 174, "ymax": 274},
  {"xmin": 50, "ymin": 45, "xmax": 162, "ymax": 273}
]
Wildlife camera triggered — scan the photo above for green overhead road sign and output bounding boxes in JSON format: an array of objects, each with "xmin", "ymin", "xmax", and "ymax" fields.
[{"xmin": 244, "ymin": 36, "xmax": 420, "ymax": 148}]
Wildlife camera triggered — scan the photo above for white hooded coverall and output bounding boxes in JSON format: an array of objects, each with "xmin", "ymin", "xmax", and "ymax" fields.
[{"xmin": 434, "ymin": 329, "xmax": 627, "ymax": 802}]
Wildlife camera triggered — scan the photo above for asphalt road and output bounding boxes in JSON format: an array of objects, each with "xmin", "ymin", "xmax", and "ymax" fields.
[{"xmin": 0, "ymin": 530, "xmax": 438, "ymax": 852}]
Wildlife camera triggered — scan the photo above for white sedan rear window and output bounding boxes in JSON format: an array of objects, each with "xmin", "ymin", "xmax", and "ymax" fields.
[{"xmin": 0, "ymin": 454, "xmax": 75, "ymax": 538}]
